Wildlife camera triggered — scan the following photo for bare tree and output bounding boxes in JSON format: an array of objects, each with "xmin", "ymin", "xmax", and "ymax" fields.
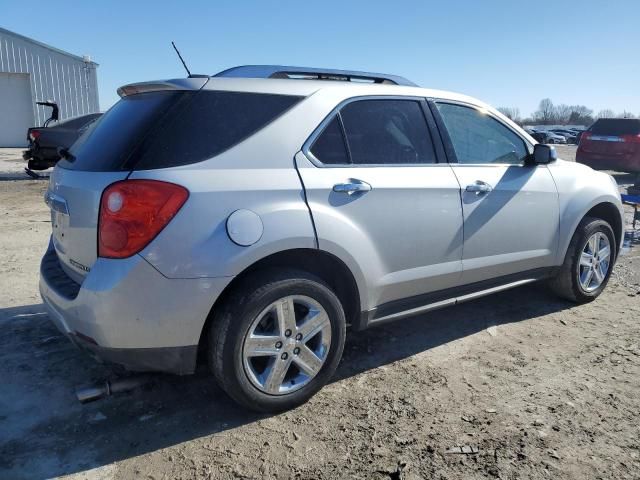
[
  {"xmin": 533, "ymin": 98, "xmax": 556, "ymax": 124},
  {"xmin": 567, "ymin": 106, "xmax": 594, "ymax": 126},
  {"xmin": 596, "ymin": 109, "xmax": 616, "ymax": 119},
  {"xmin": 618, "ymin": 110, "xmax": 636, "ymax": 119},
  {"xmin": 554, "ymin": 104, "xmax": 573, "ymax": 124},
  {"xmin": 497, "ymin": 107, "xmax": 521, "ymax": 122}
]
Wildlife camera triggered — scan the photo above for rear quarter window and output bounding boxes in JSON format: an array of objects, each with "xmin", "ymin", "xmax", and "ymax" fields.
[
  {"xmin": 61, "ymin": 90, "xmax": 303, "ymax": 172},
  {"xmin": 134, "ymin": 91, "xmax": 303, "ymax": 170}
]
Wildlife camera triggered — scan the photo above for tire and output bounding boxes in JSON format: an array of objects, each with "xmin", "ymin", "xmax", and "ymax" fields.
[
  {"xmin": 548, "ymin": 217, "xmax": 616, "ymax": 303},
  {"xmin": 209, "ymin": 269, "xmax": 346, "ymax": 412}
]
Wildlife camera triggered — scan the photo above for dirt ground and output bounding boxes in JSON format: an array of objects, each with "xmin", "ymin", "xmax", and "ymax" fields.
[{"xmin": 1, "ymin": 146, "xmax": 639, "ymax": 480}]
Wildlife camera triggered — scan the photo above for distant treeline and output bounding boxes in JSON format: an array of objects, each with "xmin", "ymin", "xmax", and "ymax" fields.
[{"xmin": 497, "ymin": 99, "xmax": 637, "ymax": 126}]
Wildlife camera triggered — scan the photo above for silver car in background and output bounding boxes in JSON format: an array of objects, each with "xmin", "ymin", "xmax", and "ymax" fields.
[{"xmin": 40, "ymin": 66, "xmax": 624, "ymax": 411}]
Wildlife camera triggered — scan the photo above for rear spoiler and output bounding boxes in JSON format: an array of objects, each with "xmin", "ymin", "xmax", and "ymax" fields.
[{"xmin": 117, "ymin": 77, "xmax": 209, "ymax": 98}]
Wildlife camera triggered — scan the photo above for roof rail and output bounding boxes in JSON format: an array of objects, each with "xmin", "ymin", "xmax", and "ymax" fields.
[{"xmin": 213, "ymin": 65, "xmax": 417, "ymax": 87}]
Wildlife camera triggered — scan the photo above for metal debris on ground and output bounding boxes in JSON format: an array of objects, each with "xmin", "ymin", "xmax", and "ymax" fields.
[{"xmin": 445, "ymin": 445, "xmax": 479, "ymax": 455}]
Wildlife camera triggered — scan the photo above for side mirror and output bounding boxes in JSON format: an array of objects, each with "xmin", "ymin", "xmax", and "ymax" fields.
[{"xmin": 529, "ymin": 143, "xmax": 557, "ymax": 165}]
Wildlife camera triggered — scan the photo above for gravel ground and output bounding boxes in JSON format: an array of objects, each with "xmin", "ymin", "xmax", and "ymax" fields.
[{"xmin": 1, "ymin": 147, "xmax": 639, "ymax": 479}]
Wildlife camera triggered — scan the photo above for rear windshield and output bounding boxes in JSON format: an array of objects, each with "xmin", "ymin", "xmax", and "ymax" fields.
[
  {"xmin": 589, "ymin": 119, "xmax": 640, "ymax": 136},
  {"xmin": 61, "ymin": 90, "xmax": 303, "ymax": 171}
]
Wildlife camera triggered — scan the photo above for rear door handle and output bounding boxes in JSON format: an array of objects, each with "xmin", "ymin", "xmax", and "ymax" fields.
[
  {"xmin": 333, "ymin": 179, "xmax": 372, "ymax": 195},
  {"xmin": 465, "ymin": 181, "xmax": 493, "ymax": 194}
]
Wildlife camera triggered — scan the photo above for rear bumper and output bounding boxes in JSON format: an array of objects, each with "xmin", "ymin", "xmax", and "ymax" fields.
[
  {"xmin": 577, "ymin": 150, "xmax": 640, "ymax": 173},
  {"xmin": 39, "ymin": 240, "xmax": 233, "ymax": 374},
  {"xmin": 70, "ymin": 334, "xmax": 198, "ymax": 375}
]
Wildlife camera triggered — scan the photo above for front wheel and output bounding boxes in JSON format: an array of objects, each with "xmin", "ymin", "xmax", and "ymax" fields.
[
  {"xmin": 209, "ymin": 269, "xmax": 346, "ymax": 412},
  {"xmin": 548, "ymin": 217, "xmax": 616, "ymax": 303}
]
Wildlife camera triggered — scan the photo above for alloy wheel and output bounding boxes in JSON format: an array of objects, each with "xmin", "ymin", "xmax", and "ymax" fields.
[
  {"xmin": 578, "ymin": 232, "xmax": 611, "ymax": 292},
  {"xmin": 242, "ymin": 295, "xmax": 332, "ymax": 395}
]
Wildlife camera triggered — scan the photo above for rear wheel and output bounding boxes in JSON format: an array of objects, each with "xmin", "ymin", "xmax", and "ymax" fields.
[
  {"xmin": 209, "ymin": 269, "xmax": 346, "ymax": 412},
  {"xmin": 549, "ymin": 217, "xmax": 616, "ymax": 302}
]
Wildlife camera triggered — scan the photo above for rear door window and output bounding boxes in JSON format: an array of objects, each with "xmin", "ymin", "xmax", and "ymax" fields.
[
  {"xmin": 61, "ymin": 90, "xmax": 303, "ymax": 171},
  {"xmin": 340, "ymin": 100, "xmax": 436, "ymax": 165},
  {"xmin": 309, "ymin": 116, "xmax": 350, "ymax": 164}
]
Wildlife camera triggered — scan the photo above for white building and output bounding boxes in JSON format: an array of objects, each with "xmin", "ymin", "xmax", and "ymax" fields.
[{"xmin": 0, "ymin": 27, "xmax": 99, "ymax": 146}]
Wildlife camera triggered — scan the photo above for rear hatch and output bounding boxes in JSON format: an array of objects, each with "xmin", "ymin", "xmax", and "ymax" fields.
[
  {"xmin": 580, "ymin": 118, "xmax": 640, "ymax": 155},
  {"xmin": 46, "ymin": 83, "xmax": 203, "ymax": 283},
  {"xmin": 46, "ymin": 78, "xmax": 303, "ymax": 283}
]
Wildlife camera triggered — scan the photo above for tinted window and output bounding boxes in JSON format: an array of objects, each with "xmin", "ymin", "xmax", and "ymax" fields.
[
  {"xmin": 437, "ymin": 103, "xmax": 528, "ymax": 164},
  {"xmin": 135, "ymin": 91, "xmax": 302, "ymax": 170},
  {"xmin": 590, "ymin": 119, "xmax": 640, "ymax": 136},
  {"xmin": 62, "ymin": 92, "xmax": 179, "ymax": 171},
  {"xmin": 309, "ymin": 116, "xmax": 349, "ymax": 164},
  {"xmin": 62, "ymin": 91, "xmax": 302, "ymax": 171},
  {"xmin": 340, "ymin": 100, "xmax": 436, "ymax": 165}
]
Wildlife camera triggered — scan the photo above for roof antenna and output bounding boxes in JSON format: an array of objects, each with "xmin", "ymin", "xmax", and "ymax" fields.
[{"xmin": 171, "ymin": 41, "xmax": 192, "ymax": 77}]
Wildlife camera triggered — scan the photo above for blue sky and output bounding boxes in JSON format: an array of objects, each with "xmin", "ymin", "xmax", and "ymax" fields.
[{"xmin": 2, "ymin": 0, "xmax": 639, "ymax": 116}]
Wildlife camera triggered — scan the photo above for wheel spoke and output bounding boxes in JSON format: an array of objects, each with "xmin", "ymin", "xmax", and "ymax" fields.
[
  {"xmin": 294, "ymin": 345, "xmax": 323, "ymax": 376},
  {"xmin": 275, "ymin": 297, "xmax": 297, "ymax": 336},
  {"xmin": 245, "ymin": 335, "xmax": 280, "ymax": 357},
  {"xmin": 580, "ymin": 252, "xmax": 593, "ymax": 267},
  {"xmin": 297, "ymin": 308, "xmax": 329, "ymax": 341},
  {"xmin": 598, "ymin": 244, "xmax": 611, "ymax": 262},
  {"xmin": 263, "ymin": 357, "xmax": 292, "ymax": 394},
  {"xmin": 582, "ymin": 268, "xmax": 594, "ymax": 288},
  {"xmin": 592, "ymin": 264, "xmax": 604, "ymax": 284},
  {"xmin": 588, "ymin": 235, "xmax": 597, "ymax": 254},
  {"xmin": 600, "ymin": 261, "xmax": 609, "ymax": 279}
]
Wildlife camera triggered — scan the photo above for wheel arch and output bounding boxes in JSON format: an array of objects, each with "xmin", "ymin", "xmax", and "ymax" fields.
[
  {"xmin": 584, "ymin": 202, "xmax": 623, "ymax": 257},
  {"xmin": 197, "ymin": 248, "xmax": 363, "ymax": 357},
  {"xmin": 560, "ymin": 200, "xmax": 624, "ymax": 263}
]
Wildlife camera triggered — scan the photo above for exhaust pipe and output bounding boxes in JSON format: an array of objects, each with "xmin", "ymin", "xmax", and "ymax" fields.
[{"xmin": 75, "ymin": 375, "xmax": 153, "ymax": 403}]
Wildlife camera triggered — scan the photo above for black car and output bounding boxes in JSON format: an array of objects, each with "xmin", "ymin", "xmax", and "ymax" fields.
[
  {"xmin": 550, "ymin": 129, "xmax": 578, "ymax": 144},
  {"xmin": 529, "ymin": 131, "xmax": 551, "ymax": 144},
  {"xmin": 23, "ymin": 113, "xmax": 102, "ymax": 171}
]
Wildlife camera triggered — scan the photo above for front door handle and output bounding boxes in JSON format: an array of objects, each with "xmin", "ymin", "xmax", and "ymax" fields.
[
  {"xmin": 465, "ymin": 181, "xmax": 493, "ymax": 194},
  {"xmin": 333, "ymin": 179, "xmax": 372, "ymax": 195}
]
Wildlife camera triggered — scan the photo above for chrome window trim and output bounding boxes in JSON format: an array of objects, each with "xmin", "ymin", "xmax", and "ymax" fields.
[{"xmin": 301, "ymin": 95, "xmax": 442, "ymax": 168}]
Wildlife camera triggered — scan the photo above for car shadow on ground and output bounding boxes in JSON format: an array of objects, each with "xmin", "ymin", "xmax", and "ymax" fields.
[{"xmin": 0, "ymin": 284, "xmax": 573, "ymax": 479}]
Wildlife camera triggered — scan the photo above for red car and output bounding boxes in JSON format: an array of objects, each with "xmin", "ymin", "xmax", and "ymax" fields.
[{"xmin": 577, "ymin": 118, "xmax": 640, "ymax": 173}]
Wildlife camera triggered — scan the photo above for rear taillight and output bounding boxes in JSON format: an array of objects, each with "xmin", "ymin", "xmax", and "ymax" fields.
[
  {"xmin": 29, "ymin": 130, "xmax": 41, "ymax": 141},
  {"xmin": 621, "ymin": 134, "xmax": 640, "ymax": 144},
  {"xmin": 98, "ymin": 180, "xmax": 189, "ymax": 258},
  {"xmin": 578, "ymin": 132, "xmax": 591, "ymax": 148}
]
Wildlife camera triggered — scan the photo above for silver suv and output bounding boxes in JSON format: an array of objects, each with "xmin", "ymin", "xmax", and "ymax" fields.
[{"xmin": 40, "ymin": 66, "xmax": 624, "ymax": 412}]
